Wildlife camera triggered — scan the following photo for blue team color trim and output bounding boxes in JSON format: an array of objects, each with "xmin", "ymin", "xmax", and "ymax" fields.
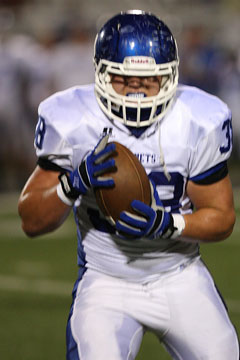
[
  {"xmin": 66, "ymin": 206, "xmax": 87, "ymax": 359},
  {"xmin": 189, "ymin": 161, "xmax": 226, "ymax": 182},
  {"xmin": 66, "ymin": 266, "xmax": 87, "ymax": 360},
  {"xmin": 73, "ymin": 207, "xmax": 87, "ymax": 267}
]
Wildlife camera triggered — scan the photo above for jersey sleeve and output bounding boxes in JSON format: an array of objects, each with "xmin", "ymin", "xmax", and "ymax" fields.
[
  {"xmin": 189, "ymin": 114, "xmax": 232, "ymax": 183},
  {"xmin": 34, "ymin": 108, "xmax": 73, "ymax": 171}
]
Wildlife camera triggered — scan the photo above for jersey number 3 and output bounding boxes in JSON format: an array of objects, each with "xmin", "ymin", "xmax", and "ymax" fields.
[{"xmin": 220, "ymin": 119, "xmax": 232, "ymax": 154}]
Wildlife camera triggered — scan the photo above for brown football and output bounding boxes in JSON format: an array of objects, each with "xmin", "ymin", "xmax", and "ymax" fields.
[{"xmin": 95, "ymin": 142, "xmax": 151, "ymax": 224}]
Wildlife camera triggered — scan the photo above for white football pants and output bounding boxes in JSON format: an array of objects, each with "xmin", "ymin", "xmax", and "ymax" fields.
[{"xmin": 68, "ymin": 258, "xmax": 239, "ymax": 359}]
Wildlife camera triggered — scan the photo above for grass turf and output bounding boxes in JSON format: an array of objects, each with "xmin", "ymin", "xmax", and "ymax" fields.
[{"xmin": 0, "ymin": 189, "xmax": 239, "ymax": 359}]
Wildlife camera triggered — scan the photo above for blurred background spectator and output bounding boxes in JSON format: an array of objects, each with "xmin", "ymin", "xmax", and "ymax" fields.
[
  {"xmin": 0, "ymin": 0, "xmax": 239, "ymax": 191},
  {"xmin": 179, "ymin": 25, "xmax": 223, "ymax": 95}
]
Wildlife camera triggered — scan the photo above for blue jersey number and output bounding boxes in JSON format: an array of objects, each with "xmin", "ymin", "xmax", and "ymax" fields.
[
  {"xmin": 148, "ymin": 171, "xmax": 185, "ymax": 213},
  {"xmin": 35, "ymin": 116, "xmax": 46, "ymax": 150},
  {"xmin": 220, "ymin": 119, "xmax": 232, "ymax": 154}
]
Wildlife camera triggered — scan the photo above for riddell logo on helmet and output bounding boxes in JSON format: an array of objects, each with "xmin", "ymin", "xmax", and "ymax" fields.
[
  {"xmin": 124, "ymin": 57, "xmax": 156, "ymax": 69},
  {"xmin": 130, "ymin": 58, "xmax": 150, "ymax": 64}
]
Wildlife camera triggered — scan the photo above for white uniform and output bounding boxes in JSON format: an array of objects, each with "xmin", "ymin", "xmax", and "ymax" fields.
[{"xmin": 35, "ymin": 84, "xmax": 239, "ymax": 359}]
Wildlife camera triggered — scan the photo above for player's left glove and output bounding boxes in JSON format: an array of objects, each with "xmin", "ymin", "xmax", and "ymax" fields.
[{"xmin": 115, "ymin": 180, "xmax": 185, "ymax": 240}]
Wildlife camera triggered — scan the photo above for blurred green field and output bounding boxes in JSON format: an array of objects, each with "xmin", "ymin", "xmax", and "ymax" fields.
[{"xmin": 0, "ymin": 188, "xmax": 240, "ymax": 360}]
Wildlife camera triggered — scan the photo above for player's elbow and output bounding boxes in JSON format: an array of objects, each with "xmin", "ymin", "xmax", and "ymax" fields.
[
  {"xmin": 21, "ymin": 219, "xmax": 55, "ymax": 238},
  {"xmin": 18, "ymin": 206, "xmax": 36, "ymax": 238},
  {"xmin": 218, "ymin": 208, "xmax": 236, "ymax": 241},
  {"xmin": 19, "ymin": 216, "xmax": 43, "ymax": 238},
  {"xmin": 19, "ymin": 208, "xmax": 63, "ymax": 238},
  {"xmin": 226, "ymin": 211, "xmax": 236, "ymax": 237},
  {"xmin": 21, "ymin": 223, "xmax": 40, "ymax": 238},
  {"xmin": 18, "ymin": 205, "xmax": 45, "ymax": 238}
]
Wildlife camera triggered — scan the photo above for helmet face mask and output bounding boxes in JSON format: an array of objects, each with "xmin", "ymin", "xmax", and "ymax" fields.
[{"xmin": 94, "ymin": 10, "xmax": 179, "ymax": 128}]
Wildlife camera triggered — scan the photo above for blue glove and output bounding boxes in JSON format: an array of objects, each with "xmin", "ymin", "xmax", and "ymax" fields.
[
  {"xmin": 115, "ymin": 180, "xmax": 182, "ymax": 239},
  {"xmin": 58, "ymin": 135, "xmax": 115, "ymax": 200}
]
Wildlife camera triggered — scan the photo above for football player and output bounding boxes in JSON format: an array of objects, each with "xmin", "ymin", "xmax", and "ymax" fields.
[{"xmin": 18, "ymin": 10, "xmax": 239, "ymax": 359}]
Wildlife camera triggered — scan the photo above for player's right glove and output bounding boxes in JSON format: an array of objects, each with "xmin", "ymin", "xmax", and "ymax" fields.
[{"xmin": 57, "ymin": 135, "xmax": 115, "ymax": 205}]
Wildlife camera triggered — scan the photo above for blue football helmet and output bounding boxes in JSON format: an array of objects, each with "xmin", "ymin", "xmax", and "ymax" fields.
[{"xmin": 94, "ymin": 10, "xmax": 179, "ymax": 128}]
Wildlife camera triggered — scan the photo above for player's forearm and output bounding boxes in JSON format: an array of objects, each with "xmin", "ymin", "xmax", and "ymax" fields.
[
  {"xmin": 182, "ymin": 207, "xmax": 236, "ymax": 243},
  {"xmin": 18, "ymin": 186, "xmax": 71, "ymax": 237}
]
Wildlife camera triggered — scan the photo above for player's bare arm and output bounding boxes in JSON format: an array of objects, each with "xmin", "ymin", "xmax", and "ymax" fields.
[
  {"xmin": 183, "ymin": 174, "xmax": 235, "ymax": 242},
  {"xmin": 18, "ymin": 166, "xmax": 71, "ymax": 237},
  {"xmin": 19, "ymin": 136, "xmax": 116, "ymax": 237}
]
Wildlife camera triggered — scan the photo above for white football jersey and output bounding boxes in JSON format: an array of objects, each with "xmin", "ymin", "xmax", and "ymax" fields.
[{"xmin": 35, "ymin": 83, "xmax": 232, "ymax": 281}]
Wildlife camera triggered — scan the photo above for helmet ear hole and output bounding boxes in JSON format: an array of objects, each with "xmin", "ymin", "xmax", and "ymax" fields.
[
  {"xmin": 94, "ymin": 11, "xmax": 179, "ymax": 127},
  {"xmin": 100, "ymin": 64, "xmax": 107, "ymax": 74}
]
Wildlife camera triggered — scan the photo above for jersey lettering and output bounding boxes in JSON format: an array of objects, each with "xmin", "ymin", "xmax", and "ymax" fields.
[
  {"xmin": 220, "ymin": 119, "xmax": 232, "ymax": 154},
  {"xmin": 135, "ymin": 153, "xmax": 159, "ymax": 165}
]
